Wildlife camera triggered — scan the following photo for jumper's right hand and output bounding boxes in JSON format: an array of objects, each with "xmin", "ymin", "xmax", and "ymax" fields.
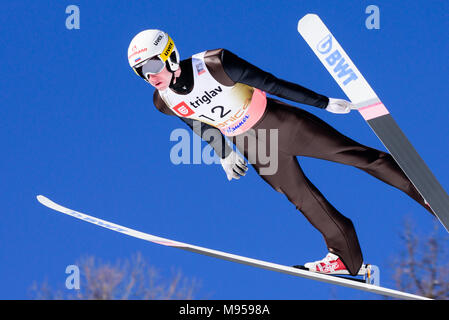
[{"xmin": 219, "ymin": 150, "xmax": 248, "ymax": 181}]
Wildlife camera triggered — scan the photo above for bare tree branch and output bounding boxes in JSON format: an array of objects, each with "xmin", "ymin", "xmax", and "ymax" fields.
[
  {"xmin": 29, "ymin": 252, "xmax": 201, "ymax": 300},
  {"xmin": 392, "ymin": 217, "xmax": 449, "ymax": 299}
]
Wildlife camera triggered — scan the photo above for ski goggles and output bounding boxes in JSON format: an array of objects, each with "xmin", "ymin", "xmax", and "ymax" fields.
[
  {"xmin": 132, "ymin": 56, "xmax": 165, "ymax": 81},
  {"xmin": 141, "ymin": 56, "xmax": 166, "ymax": 77}
]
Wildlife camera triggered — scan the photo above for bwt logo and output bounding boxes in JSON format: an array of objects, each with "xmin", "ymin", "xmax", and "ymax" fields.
[{"xmin": 317, "ymin": 34, "xmax": 358, "ymax": 86}]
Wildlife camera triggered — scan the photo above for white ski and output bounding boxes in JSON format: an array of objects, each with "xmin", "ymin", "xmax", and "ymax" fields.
[
  {"xmin": 36, "ymin": 195, "xmax": 430, "ymax": 300},
  {"xmin": 297, "ymin": 13, "xmax": 449, "ymax": 233}
]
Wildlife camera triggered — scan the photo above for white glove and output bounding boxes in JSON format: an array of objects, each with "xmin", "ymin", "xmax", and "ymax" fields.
[
  {"xmin": 325, "ymin": 98, "xmax": 355, "ymax": 114},
  {"xmin": 219, "ymin": 150, "xmax": 248, "ymax": 181}
]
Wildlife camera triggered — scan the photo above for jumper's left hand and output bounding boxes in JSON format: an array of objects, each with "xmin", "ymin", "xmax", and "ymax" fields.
[
  {"xmin": 219, "ymin": 150, "xmax": 248, "ymax": 181},
  {"xmin": 325, "ymin": 98, "xmax": 355, "ymax": 114}
]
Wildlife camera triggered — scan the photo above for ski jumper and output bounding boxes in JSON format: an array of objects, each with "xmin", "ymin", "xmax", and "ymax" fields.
[{"xmin": 153, "ymin": 49, "xmax": 432, "ymax": 276}]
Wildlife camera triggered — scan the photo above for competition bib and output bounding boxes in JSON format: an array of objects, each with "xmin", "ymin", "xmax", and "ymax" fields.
[{"xmin": 159, "ymin": 51, "xmax": 267, "ymax": 136}]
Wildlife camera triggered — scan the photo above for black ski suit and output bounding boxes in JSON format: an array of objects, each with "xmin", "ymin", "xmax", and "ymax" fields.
[{"xmin": 151, "ymin": 49, "xmax": 432, "ymax": 275}]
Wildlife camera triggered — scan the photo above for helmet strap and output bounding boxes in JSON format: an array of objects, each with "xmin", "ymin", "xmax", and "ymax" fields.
[
  {"xmin": 166, "ymin": 58, "xmax": 180, "ymax": 88},
  {"xmin": 169, "ymin": 70, "xmax": 177, "ymax": 87}
]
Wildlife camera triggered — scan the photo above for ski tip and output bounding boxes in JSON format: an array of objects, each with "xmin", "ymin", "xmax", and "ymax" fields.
[
  {"xmin": 36, "ymin": 195, "xmax": 50, "ymax": 205},
  {"xmin": 297, "ymin": 13, "xmax": 320, "ymax": 32}
]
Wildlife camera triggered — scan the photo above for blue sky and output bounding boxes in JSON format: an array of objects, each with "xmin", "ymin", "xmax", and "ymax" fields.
[{"xmin": 1, "ymin": 1, "xmax": 448, "ymax": 299}]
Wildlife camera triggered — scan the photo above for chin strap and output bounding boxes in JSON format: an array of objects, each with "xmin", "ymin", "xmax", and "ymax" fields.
[{"xmin": 169, "ymin": 71, "xmax": 176, "ymax": 87}]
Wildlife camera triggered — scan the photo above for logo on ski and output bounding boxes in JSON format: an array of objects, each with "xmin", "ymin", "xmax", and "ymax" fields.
[
  {"xmin": 317, "ymin": 34, "xmax": 333, "ymax": 54},
  {"xmin": 316, "ymin": 34, "xmax": 358, "ymax": 86}
]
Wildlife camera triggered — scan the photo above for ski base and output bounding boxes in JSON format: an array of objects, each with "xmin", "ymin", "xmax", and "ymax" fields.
[
  {"xmin": 36, "ymin": 195, "xmax": 429, "ymax": 300},
  {"xmin": 297, "ymin": 13, "xmax": 449, "ymax": 233}
]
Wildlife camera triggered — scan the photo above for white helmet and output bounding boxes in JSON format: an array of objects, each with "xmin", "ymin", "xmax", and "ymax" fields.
[{"xmin": 127, "ymin": 29, "xmax": 180, "ymax": 82}]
